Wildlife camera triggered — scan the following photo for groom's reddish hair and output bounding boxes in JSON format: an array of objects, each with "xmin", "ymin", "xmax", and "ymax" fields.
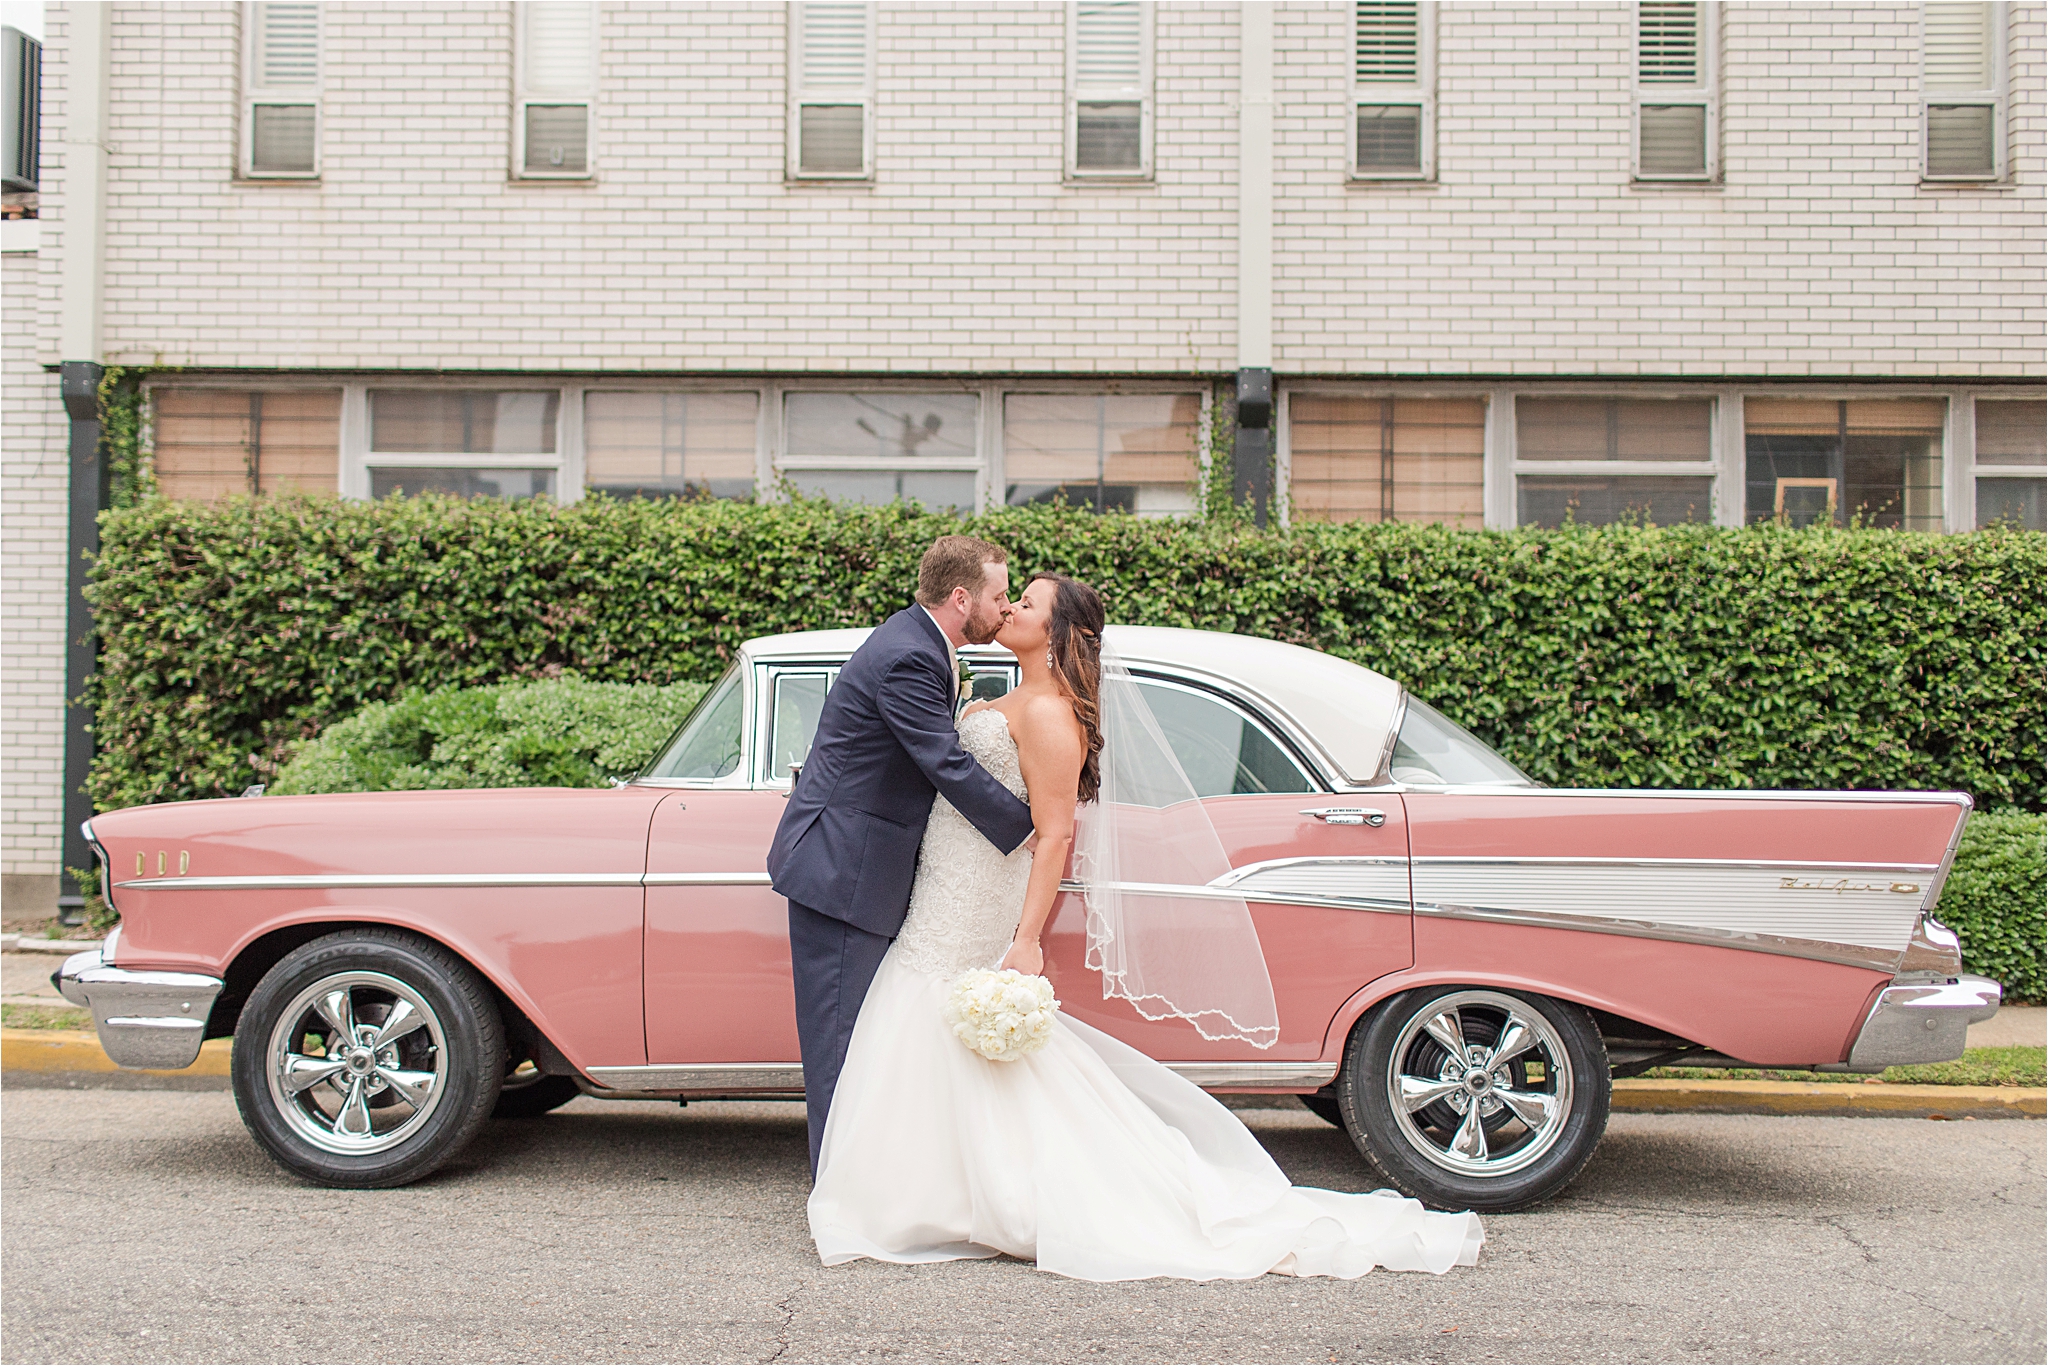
[{"xmin": 915, "ymin": 534, "xmax": 1007, "ymax": 607}]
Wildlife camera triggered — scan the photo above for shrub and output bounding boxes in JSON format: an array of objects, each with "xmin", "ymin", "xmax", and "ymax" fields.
[
  {"xmin": 269, "ymin": 675, "xmax": 707, "ymax": 794},
  {"xmin": 1933, "ymin": 810, "xmax": 2047, "ymax": 1004},
  {"xmin": 86, "ymin": 495, "xmax": 2043, "ymax": 814}
]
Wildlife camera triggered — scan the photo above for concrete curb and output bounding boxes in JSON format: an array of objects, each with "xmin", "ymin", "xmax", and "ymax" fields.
[
  {"xmin": 1612, "ymin": 1076, "xmax": 2045, "ymax": 1120},
  {"xmin": 5, "ymin": 1030, "xmax": 2043, "ymax": 1116},
  {"xmin": 2, "ymin": 937, "xmax": 106, "ymax": 955}
]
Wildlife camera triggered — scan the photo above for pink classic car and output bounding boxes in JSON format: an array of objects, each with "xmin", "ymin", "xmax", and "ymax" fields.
[{"xmin": 59, "ymin": 626, "xmax": 2000, "ymax": 1211}]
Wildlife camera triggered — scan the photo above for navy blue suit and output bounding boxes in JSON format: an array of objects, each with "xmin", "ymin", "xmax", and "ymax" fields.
[{"xmin": 768, "ymin": 606, "xmax": 1035, "ymax": 1173}]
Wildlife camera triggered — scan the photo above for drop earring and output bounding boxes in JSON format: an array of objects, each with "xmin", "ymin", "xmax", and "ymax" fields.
[{"xmin": 1046, "ymin": 647, "xmax": 1055, "ymax": 668}]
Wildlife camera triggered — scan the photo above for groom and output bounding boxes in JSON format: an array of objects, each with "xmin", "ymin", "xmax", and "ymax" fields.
[{"xmin": 768, "ymin": 534, "xmax": 1037, "ymax": 1175}]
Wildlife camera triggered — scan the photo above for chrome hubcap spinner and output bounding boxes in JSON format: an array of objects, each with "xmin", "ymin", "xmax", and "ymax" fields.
[{"xmin": 266, "ymin": 970, "xmax": 448, "ymax": 1157}]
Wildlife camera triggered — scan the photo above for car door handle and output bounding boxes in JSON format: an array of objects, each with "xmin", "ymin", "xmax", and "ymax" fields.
[{"xmin": 1300, "ymin": 807, "xmax": 1386, "ymax": 827}]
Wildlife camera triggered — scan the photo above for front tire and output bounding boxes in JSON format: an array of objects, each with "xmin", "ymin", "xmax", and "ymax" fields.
[
  {"xmin": 231, "ymin": 929, "xmax": 506, "ymax": 1188},
  {"xmin": 1336, "ymin": 986, "xmax": 1609, "ymax": 1213}
]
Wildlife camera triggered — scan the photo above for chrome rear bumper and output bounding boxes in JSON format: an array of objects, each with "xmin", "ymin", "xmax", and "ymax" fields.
[
  {"xmin": 53, "ymin": 948, "xmax": 226, "ymax": 1070},
  {"xmin": 1846, "ymin": 975, "xmax": 2002, "ymax": 1068}
]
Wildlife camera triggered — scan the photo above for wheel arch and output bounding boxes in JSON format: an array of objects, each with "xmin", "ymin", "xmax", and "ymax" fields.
[
  {"xmin": 209, "ymin": 915, "xmax": 575, "ymax": 1078},
  {"xmin": 1320, "ymin": 967, "xmax": 1696, "ymax": 1068}
]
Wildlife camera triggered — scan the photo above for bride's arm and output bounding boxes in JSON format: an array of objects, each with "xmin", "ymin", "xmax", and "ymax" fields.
[{"xmin": 999, "ymin": 695, "xmax": 1085, "ymax": 977}]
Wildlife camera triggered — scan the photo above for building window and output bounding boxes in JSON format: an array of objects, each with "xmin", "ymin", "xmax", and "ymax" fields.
[
  {"xmin": 1349, "ymin": 1, "xmax": 1431, "ymax": 180},
  {"xmin": 4, "ymin": 24, "xmax": 40, "ymax": 194},
  {"xmin": 1744, "ymin": 399, "xmax": 1945, "ymax": 531},
  {"xmin": 1923, "ymin": 2, "xmax": 2005, "ymax": 180},
  {"xmin": 1973, "ymin": 398, "xmax": 2045, "ymax": 530},
  {"xmin": 1515, "ymin": 397, "xmax": 1714, "ymax": 527},
  {"xmin": 1069, "ymin": 1, "xmax": 1150, "ymax": 178},
  {"xmin": 1003, "ymin": 394, "xmax": 1201, "ymax": 517},
  {"xmin": 1287, "ymin": 395, "xmax": 1482, "ymax": 526},
  {"xmin": 780, "ymin": 392, "xmax": 978, "ymax": 511},
  {"xmin": 789, "ymin": 2, "xmax": 873, "ymax": 180},
  {"xmin": 150, "ymin": 389, "xmax": 341, "ymax": 501},
  {"xmin": 242, "ymin": 2, "xmax": 321, "ymax": 178},
  {"xmin": 514, "ymin": 2, "xmax": 597, "ymax": 179},
  {"xmin": 1634, "ymin": 1, "xmax": 1715, "ymax": 181},
  {"xmin": 583, "ymin": 392, "xmax": 759, "ymax": 501},
  {"xmin": 365, "ymin": 390, "xmax": 561, "ymax": 500}
]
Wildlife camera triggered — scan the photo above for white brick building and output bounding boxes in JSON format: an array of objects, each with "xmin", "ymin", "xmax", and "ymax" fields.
[{"xmin": 3, "ymin": 0, "xmax": 2043, "ymax": 916}]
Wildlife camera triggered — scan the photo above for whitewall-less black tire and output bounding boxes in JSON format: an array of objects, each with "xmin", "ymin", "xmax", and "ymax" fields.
[
  {"xmin": 1336, "ymin": 986, "xmax": 1610, "ymax": 1213},
  {"xmin": 230, "ymin": 929, "xmax": 506, "ymax": 1188}
]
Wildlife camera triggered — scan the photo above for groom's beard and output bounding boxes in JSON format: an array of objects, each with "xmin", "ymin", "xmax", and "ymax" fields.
[{"xmin": 962, "ymin": 602, "xmax": 1005, "ymax": 645}]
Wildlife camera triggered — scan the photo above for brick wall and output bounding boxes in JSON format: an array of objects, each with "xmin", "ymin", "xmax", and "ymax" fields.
[
  {"xmin": 2, "ymin": 248, "xmax": 68, "ymax": 904},
  {"xmin": 46, "ymin": 1, "xmax": 2037, "ymax": 378}
]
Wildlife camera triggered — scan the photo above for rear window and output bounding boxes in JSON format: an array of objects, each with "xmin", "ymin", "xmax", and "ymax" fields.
[{"xmin": 1388, "ymin": 697, "xmax": 1534, "ymax": 787}]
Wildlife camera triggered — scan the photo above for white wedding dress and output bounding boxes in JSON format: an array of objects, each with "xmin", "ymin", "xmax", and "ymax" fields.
[{"xmin": 806, "ymin": 709, "xmax": 1485, "ymax": 1282}]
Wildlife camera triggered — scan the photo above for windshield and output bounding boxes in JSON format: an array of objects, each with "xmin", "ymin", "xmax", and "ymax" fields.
[
  {"xmin": 640, "ymin": 665, "xmax": 744, "ymax": 781},
  {"xmin": 1388, "ymin": 696, "xmax": 1535, "ymax": 787}
]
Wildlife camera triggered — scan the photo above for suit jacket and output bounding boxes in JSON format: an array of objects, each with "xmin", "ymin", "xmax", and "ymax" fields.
[{"xmin": 767, "ymin": 606, "xmax": 1037, "ymax": 938}]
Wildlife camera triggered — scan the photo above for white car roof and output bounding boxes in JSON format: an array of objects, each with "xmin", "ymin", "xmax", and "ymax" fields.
[{"xmin": 740, "ymin": 623, "xmax": 1404, "ymax": 785}]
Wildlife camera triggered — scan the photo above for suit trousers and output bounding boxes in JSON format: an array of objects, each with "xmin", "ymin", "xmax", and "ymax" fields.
[{"xmin": 787, "ymin": 897, "xmax": 895, "ymax": 1178}]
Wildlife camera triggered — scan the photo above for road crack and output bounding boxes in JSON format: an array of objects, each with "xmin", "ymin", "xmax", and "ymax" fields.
[{"xmin": 763, "ymin": 1279, "xmax": 803, "ymax": 1364}]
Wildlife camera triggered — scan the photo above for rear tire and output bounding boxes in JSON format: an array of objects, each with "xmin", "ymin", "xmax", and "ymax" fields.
[
  {"xmin": 1299, "ymin": 1093, "xmax": 1344, "ymax": 1127},
  {"xmin": 1336, "ymin": 986, "xmax": 1609, "ymax": 1213},
  {"xmin": 493, "ymin": 1066, "xmax": 582, "ymax": 1119},
  {"xmin": 231, "ymin": 929, "xmax": 505, "ymax": 1188}
]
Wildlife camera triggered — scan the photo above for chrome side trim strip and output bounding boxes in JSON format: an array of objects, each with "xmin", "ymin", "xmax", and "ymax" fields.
[
  {"xmin": 1414, "ymin": 900, "xmax": 1902, "ymax": 973},
  {"xmin": 642, "ymin": 872, "xmax": 775, "ymax": 887},
  {"xmin": 582, "ymin": 1061, "xmax": 1337, "ymax": 1093},
  {"xmin": 1165, "ymin": 1061, "xmax": 1339, "ymax": 1088},
  {"xmin": 588, "ymin": 1064, "xmax": 807, "ymax": 1091},
  {"xmin": 1407, "ymin": 855, "xmax": 1941, "ymax": 872},
  {"xmin": 114, "ymin": 872, "xmax": 769, "ymax": 891},
  {"xmin": 1394, "ymin": 788, "xmax": 1974, "ymax": 806},
  {"xmin": 1054, "ymin": 875, "xmax": 1411, "ymax": 915}
]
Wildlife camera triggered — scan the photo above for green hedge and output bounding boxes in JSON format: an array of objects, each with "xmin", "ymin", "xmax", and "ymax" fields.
[
  {"xmin": 87, "ymin": 495, "xmax": 2043, "ymax": 815},
  {"xmin": 269, "ymin": 676, "xmax": 708, "ymax": 795},
  {"xmin": 1932, "ymin": 810, "xmax": 2047, "ymax": 1004}
]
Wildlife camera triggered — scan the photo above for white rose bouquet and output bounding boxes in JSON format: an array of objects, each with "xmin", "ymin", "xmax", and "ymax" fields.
[{"xmin": 942, "ymin": 968, "xmax": 1060, "ymax": 1062}]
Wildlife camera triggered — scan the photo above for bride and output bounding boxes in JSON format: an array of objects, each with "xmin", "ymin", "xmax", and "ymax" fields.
[{"xmin": 807, "ymin": 572, "xmax": 1485, "ymax": 1281}]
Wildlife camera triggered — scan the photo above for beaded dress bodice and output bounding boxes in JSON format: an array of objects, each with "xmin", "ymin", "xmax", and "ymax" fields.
[{"xmin": 892, "ymin": 708, "xmax": 1033, "ymax": 978}]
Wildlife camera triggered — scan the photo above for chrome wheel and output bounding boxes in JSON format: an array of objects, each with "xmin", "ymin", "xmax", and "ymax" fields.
[
  {"xmin": 1384, "ymin": 988, "xmax": 1573, "ymax": 1179},
  {"xmin": 265, "ymin": 970, "xmax": 448, "ymax": 1156}
]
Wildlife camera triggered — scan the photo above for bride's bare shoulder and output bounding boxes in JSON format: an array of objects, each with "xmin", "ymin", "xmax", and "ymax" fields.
[{"xmin": 1009, "ymin": 691, "xmax": 1084, "ymax": 758}]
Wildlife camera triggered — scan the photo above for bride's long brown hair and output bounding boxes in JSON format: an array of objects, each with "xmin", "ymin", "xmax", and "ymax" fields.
[{"xmin": 1028, "ymin": 572, "xmax": 1106, "ymax": 802}]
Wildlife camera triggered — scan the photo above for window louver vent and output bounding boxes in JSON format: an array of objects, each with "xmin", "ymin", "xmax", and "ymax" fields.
[
  {"xmin": 1076, "ymin": 2, "xmax": 1143, "ymax": 89},
  {"xmin": 254, "ymin": 2, "xmax": 319, "ymax": 89},
  {"xmin": 524, "ymin": 2, "xmax": 595, "ymax": 94},
  {"xmin": 798, "ymin": 2, "xmax": 869, "ymax": 90},
  {"xmin": 1923, "ymin": 2, "xmax": 1992, "ymax": 89},
  {"xmin": 1354, "ymin": 1, "xmax": 1419, "ymax": 84},
  {"xmin": 1638, "ymin": 1, "xmax": 1700, "ymax": 84}
]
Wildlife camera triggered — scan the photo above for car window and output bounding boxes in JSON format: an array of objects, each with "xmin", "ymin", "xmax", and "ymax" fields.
[
  {"xmin": 1134, "ymin": 679, "xmax": 1316, "ymax": 797},
  {"xmin": 1388, "ymin": 696, "xmax": 1534, "ymax": 787},
  {"xmin": 642, "ymin": 665, "xmax": 744, "ymax": 780},
  {"xmin": 767, "ymin": 670, "xmax": 836, "ymax": 783}
]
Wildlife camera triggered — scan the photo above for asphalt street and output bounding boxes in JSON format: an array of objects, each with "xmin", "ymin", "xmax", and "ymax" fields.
[{"xmin": 2, "ymin": 1086, "xmax": 2041, "ymax": 1365}]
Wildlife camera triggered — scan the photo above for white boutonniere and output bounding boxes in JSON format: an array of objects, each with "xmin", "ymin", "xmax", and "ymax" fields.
[{"xmin": 957, "ymin": 657, "xmax": 975, "ymax": 702}]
